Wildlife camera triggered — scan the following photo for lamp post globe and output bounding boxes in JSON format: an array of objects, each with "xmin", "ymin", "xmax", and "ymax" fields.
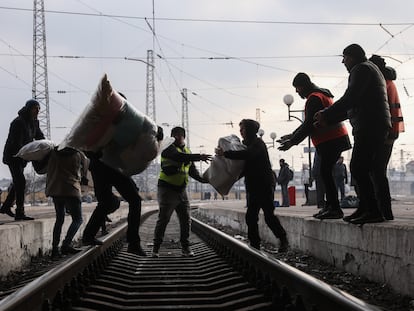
[
  {"xmin": 270, "ymin": 132, "xmax": 277, "ymax": 140},
  {"xmin": 283, "ymin": 94, "xmax": 294, "ymax": 107}
]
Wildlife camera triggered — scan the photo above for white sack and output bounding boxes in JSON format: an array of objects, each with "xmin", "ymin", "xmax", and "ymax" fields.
[
  {"xmin": 60, "ymin": 74, "xmax": 160, "ymax": 176},
  {"xmin": 14, "ymin": 139, "xmax": 55, "ymax": 161},
  {"xmin": 203, "ymin": 135, "xmax": 246, "ymax": 196}
]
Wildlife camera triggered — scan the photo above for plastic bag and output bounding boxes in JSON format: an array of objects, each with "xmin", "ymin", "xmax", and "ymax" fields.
[
  {"xmin": 203, "ymin": 135, "xmax": 246, "ymax": 196},
  {"xmin": 60, "ymin": 74, "xmax": 125, "ymax": 151},
  {"xmin": 61, "ymin": 74, "xmax": 160, "ymax": 176},
  {"xmin": 14, "ymin": 139, "xmax": 55, "ymax": 161}
]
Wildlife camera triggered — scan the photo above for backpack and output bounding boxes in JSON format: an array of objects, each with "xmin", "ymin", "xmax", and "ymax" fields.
[
  {"xmin": 340, "ymin": 195, "xmax": 359, "ymax": 208},
  {"xmin": 288, "ymin": 168, "xmax": 294, "ymax": 181}
]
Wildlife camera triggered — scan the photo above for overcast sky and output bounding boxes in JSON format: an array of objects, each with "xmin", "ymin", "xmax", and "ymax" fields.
[{"xmin": 1, "ymin": 0, "xmax": 413, "ymax": 179}]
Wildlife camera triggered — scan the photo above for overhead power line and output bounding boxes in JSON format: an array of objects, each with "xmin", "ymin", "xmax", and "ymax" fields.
[{"xmin": 1, "ymin": 6, "xmax": 413, "ymax": 26}]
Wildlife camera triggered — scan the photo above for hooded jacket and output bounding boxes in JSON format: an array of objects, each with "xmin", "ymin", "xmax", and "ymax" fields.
[
  {"xmin": 45, "ymin": 147, "xmax": 89, "ymax": 198},
  {"xmin": 224, "ymin": 136, "xmax": 274, "ymax": 193},
  {"xmin": 290, "ymin": 85, "xmax": 351, "ymax": 154},
  {"xmin": 3, "ymin": 106, "xmax": 45, "ymax": 165}
]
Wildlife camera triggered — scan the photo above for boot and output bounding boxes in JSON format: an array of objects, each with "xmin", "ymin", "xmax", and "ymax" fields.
[
  {"xmin": 61, "ymin": 244, "xmax": 82, "ymax": 255},
  {"xmin": 0, "ymin": 205, "xmax": 15, "ymax": 218},
  {"xmin": 343, "ymin": 208, "xmax": 364, "ymax": 222},
  {"xmin": 278, "ymin": 236, "xmax": 289, "ymax": 252},
  {"xmin": 127, "ymin": 243, "xmax": 147, "ymax": 256},
  {"xmin": 15, "ymin": 213, "xmax": 34, "ymax": 221},
  {"xmin": 182, "ymin": 246, "xmax": 194, "ymax": 257},
  {"xmin": 151, "ymin": 245, "xmax": 160, "ymax": 258},
  {"xmin": 15, "ymin": 206, "xmax": 33, "ymax": 221},
  {"xmin": 51, "ymin": 247, "xmax": 61, "ymax": 261}
]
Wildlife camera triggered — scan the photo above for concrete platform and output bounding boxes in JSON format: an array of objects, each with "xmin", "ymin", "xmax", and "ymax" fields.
[
  {"xmin": 196, "ymin": 197, "xmax": 414, "ymax": 297},
  {"xmin": 0, "ymin": 202, "xmax": 157, "ymax": 280},
  {"xmin": 1, "ymin": 196, "xmax": 413, "ymax": 298}
]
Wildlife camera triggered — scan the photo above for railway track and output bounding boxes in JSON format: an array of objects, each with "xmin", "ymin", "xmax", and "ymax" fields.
[{"xmin": 0, "ymin": 209, "xmax": 381, "ymax": 311}]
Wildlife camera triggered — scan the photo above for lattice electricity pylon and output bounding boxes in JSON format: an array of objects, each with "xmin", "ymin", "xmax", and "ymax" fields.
[
  {"xmin": 32, "ymin": 0, "xmax": 50, "ymax": 139},
  {"xmin": 146, "ymin": 49, "xmax": 156, "ymax": 122},
  {"xmin": 256, "ymin": 108, "xmax": 261, "ymax": 123},
  {"xmin": 144, "ymin": 50, "xmax": 156, "ymax": 194},
  {"xmin": 181, "ymin": 88, "xmax": 190, "ymax": 148}
]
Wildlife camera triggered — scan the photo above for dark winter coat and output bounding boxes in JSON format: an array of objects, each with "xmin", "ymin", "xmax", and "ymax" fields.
[
  {"xmin": 3, "ymin": 106, "xmax": 45, "ymax": 165},
  {"xmin": 277, "ymin": 163, "xmax": 291, "ymax": 186},
  {"xmin": 223, "ymin": 137, "xmax": 274, "ymax": 193},
  {"xmin": 322, "ymin": 60, "xmax": 391, "ymax": 139}
]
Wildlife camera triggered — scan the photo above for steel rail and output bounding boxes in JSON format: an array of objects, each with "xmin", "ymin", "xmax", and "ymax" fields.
[
  {"xmin": 0, "ymin": 210, "xmax": 382, "ymax": 311},
  {"xmin": 0, "ymin": 209, "xmax": 158, "ymax": 311},
  {"xmin": 191, "ymin": 217, "xmax": 382, "ymax": 311}
]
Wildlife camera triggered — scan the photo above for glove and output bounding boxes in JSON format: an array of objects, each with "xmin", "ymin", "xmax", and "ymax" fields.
[{"xmin": 156, "ymin": 126, "xmax": 164, "ymax": 141}]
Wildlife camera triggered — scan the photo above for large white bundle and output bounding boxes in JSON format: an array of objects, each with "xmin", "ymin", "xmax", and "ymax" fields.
[
  {"xmin": 15, "ymin": 139, "xmax": 55, "ymax": 161},
  {"xmin": 60, "ymin": 74, "xmax": 160, "ymax": 176},
  {"xmin": 60, "ymin": 74, "xmax": 121, "ymax": 151},
  {"xmin": 203, "ymin": 135, "xmax": 246, "ymax": 196}
]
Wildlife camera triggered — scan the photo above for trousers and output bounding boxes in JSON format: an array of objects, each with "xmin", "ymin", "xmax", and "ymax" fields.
[
  {"xmin": 245, "ymin": 189, "xmax": 286, "ymax": 247},
  {"xmin": 83, "ymin": 159, "xmax": 141, "ymax": 244},
  {"xmin": 153, "ymin": 186, "xmax": 191, "ymax": 249},
  {"xmin": 3, "ymin": 160, "xmax": 26, "ymax": 215},
  {"xmin": 351, "ymin": 133, "xmax": 387, "ymax": 216},
  {"xmin": 52, "ymin": 196, "xmax": 83, "ymax": 248}
]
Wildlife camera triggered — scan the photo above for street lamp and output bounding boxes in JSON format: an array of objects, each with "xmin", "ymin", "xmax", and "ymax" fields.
[
  {"xmin": 283, "ymin": 94, "xmax": 313, "ymax": 180},
  {"xmin": 198, "ymin": 145, "xmax": 205, "ymax": 200},
  {"xmin": 258, "ymin": 129, "xmax": 277, "ymax": 148},
  {"xmin": 283, "ymin": 94, "xmax": 305, "ymax": 123},
  {"xmin": 124, "ymin": 57, "xmax": 154, "ymax": 67}
]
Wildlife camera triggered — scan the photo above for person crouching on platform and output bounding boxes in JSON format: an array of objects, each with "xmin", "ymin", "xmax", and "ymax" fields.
[{"xmin": 278, "ymin": 73, "xmax": 351, "ymax": 220}]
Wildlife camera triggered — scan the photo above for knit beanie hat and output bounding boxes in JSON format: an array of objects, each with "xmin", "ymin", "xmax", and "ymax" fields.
[
  {"xmin": 369, "ymin": 54, "xmax": 386, "ymax": 70},
  {"xmin": 343, "ymin": 44, "xmax": 367, "ymax": 62},
  {"xmin": 384, "ymin": 66, "xmax": 397, "ymax": 80},
  {"xmin": 25, "ymin": 99, "xmax": 40, "ymax": 110}
]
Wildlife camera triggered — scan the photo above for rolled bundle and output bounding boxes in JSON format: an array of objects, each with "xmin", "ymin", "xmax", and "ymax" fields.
[
  {"xmin": 203, "ymin": 135, "xmax": 246, "ymax": 195},
  {"xmin": 14, "ymin": 139, "xmax": 55, "ymax": 161},
  {"xmin": 61, "ymin": 74, "xmax": 160, "ymax": 176},
  {"xmin": 15, "ymin": 139, "xmax": 55, "ymax": 175}
]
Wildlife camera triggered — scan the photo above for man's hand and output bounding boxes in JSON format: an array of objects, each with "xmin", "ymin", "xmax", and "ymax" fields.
[
  {"xmin": 277, "ymin": 134, "xmax": 292, "ymax": 144},
  {"xmin": 278, "ymin": 139, "xmax": 293, "ymax": 151},
  {"xmin": 215, "ymin": 147, "xmax": 224, "ymax": 156},
  {"xmin": 200, "ymin": 154, "xmax": 212, "ymax": 162},
  {"xmin": 156, "ymin": 126, "xmax": 164, "ymax": 141}
]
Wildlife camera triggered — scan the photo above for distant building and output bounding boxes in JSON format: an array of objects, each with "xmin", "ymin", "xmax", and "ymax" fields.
[{"xmin": 388, "ymin": 160, "xmax": 414, "ymax": 196}]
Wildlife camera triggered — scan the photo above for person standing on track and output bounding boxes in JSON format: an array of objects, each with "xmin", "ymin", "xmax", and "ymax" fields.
[
  {"xmin": 152, "ymin": 126, "xmax": 211, "ymax": 258},
  {"xmin": 46, "ymin": 146, "xmax": 89, "ymax": 259},
  {"xmin": 216, "ymin": 119, "xmax": 289, "ymax": 252}
]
